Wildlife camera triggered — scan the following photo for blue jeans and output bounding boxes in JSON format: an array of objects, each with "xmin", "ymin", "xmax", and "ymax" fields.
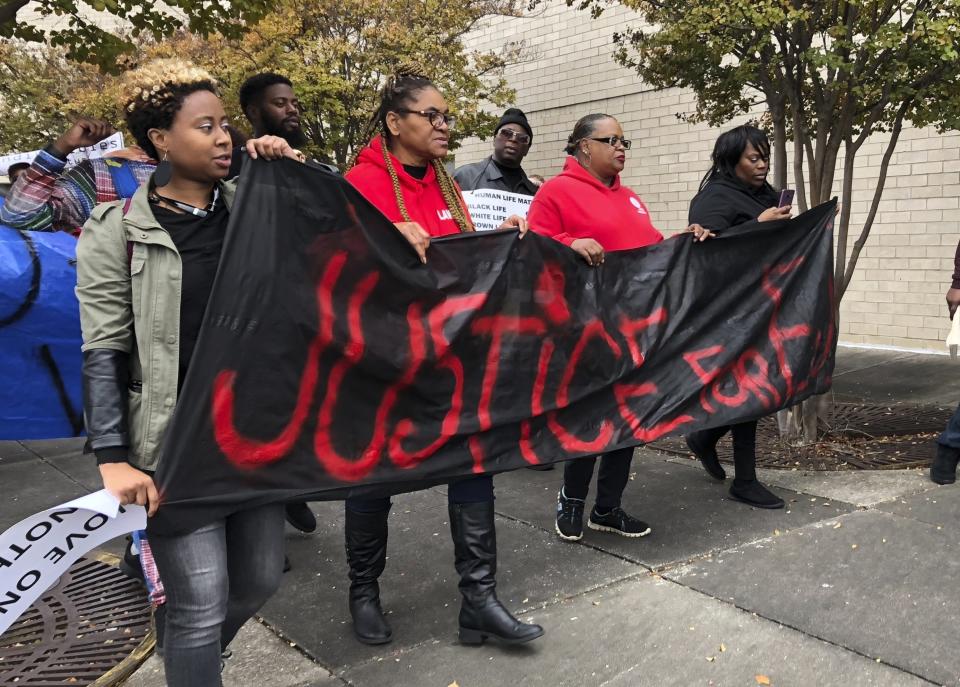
[
  {"xmin": 939, "ymin": 402, "xmax": 960, "ymax": 449},
  {"xmin": 150, "ymin": 503, "xmax": 285, "ymax": 687}
]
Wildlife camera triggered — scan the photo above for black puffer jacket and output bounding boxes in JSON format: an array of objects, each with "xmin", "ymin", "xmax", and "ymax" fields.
[{"xmin": 689, "ymin": 177, "xmax": 779, "ymax": 233}]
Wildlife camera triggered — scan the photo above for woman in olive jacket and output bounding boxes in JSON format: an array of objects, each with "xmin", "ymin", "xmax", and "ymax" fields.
[
  {"xmin": 684, "ymin": 125, "xmax": 792, "ymax": 510},
  {"xmin": 76, "ymin": 59, "xmax": 303, "ymax": 687}
]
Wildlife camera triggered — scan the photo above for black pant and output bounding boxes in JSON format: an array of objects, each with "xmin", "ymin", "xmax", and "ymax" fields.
[
  {"xmin": 688, "ymin": 419, "xmax": 758, "ymax": 481},
  {"xmin": 563, "ymin": 446, "xmax": 634, "ymax": 511},
  {"xmin": 346, "ymin": 474, "xmax": 494, "ymax": 513}
]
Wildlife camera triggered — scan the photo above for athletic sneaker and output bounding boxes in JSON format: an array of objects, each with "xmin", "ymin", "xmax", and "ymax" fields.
[
  {"xmin": 588, "ymin": 507, "xmax": 651, "ymax": 537},
  {"xmin": 555, "ymin": 489, "xmax": 585, "ymax": 541}
]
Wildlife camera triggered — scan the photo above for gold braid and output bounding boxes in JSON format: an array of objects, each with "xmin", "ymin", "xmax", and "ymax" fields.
[
  {"xmin": 379, "ymin": 134, "xmax": 474, "ymax": 233},
  {"xmin": 432, "ymin": 159, "xmax": 474, "ymax": 233},
  {"xmin": 380, "ymin": 135, "xmax": 413, "ymax": 223}
]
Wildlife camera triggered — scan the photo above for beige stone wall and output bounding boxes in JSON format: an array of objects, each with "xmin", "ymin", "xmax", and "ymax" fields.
[{"xmin": 458, "ymin": 0, "xmax": 960, "ymax": 352}]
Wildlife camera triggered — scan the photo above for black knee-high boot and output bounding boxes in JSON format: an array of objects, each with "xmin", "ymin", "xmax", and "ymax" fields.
[
  {"xmin": 345, "ymin": 507, "xmax": 392, "ymax": 645},
  {"xmin": 931, "ymin": 444, "xmax": 960, "ymax": 484},
  {"xmin": 449, "ymin": 501, "xmax": 544, "ymax": 645}
]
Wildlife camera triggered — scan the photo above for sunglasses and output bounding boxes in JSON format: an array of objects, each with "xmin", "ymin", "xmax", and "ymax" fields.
[
  {"xmin": 497, "ymin": 129, "xmax": 531, "ymax": 145},
  {"xmin": 588, "ymin": 136, "xmax": 632, "ymax": 150},
  {"xmin": 395, "ymin": 109, "xmax": 457, "ymax": 130}
]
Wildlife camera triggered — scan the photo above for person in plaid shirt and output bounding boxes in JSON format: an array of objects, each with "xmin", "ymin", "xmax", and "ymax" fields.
[{"xmin": 0, "ymin": 117, "xmax": 155, "ymax": 233}]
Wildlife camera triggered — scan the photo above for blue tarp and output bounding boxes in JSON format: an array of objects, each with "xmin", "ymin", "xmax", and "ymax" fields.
[{"xmin": 0, "ymin": 225, "xmax": 84, "ymax": 439}]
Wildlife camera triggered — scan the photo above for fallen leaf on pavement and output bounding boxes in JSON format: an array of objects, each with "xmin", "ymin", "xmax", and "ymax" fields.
[
  {"xmin": 756, "ymin": 676, "xmax": 771, "ymax": 685},
  {"xmin": 833, "ymin": 522, "xmax": 842, "ymax": 529},
  {"xmin": 706, "ymin": 656, "xmax": 715, "ymax": 662},
  {"xmin": 719, "ymin": 643, "xmax": 727, "ymax": 652}
]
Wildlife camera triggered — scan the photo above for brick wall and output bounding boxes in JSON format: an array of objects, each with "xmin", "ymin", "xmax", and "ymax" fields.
[{"xmin": 458, "ymin": 0, "xmax": 960, "ymax": 352}]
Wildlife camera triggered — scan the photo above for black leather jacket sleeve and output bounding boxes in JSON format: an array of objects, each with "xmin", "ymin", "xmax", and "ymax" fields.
[{"xmin": 82, "ymin": 349, "xmax": 130, "ymax": 464}]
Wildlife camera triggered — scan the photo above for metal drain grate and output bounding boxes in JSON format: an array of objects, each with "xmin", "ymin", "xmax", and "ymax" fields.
[
  {"xmin": 0, "ymin": 556, "xmax": 153, "ymax": 686},
  {"xmin": 649, "ymin": 403, "xmax": 953, "ymax": 471},
  {"xmin": 818, "ymin": 403, "xmax": 953, "ymax": 436}
]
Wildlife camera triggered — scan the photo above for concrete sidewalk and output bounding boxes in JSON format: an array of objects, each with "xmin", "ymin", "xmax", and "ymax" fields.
[{"xmin": 2, "ymin": 346, "xmax": 958, "ymax": 687}]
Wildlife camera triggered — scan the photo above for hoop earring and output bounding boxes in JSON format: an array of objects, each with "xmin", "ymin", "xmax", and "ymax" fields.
[{"xmin": 154, "ymin": 151, "xmax": 172, "ymax": 186}]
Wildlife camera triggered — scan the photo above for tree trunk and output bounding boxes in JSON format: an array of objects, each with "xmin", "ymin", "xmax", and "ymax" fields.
[
  {"xmin": 770, "ymin": 101, "xmax": 788, "ymax": 191},
  {"xmin": 0, "ymin": 0, "xmax": 29, "ymax": 30},
  {"xmin": 777, "ymin": 395, "xmax": 827, "ymax": 445}
]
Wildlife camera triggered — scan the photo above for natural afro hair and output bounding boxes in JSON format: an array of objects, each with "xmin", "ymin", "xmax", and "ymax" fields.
[
  {"xmin": 122, "ymin": 59, "xmax": 219, "ymax": 160},
  {"xmin": 238, "ymin": 72, "xmax": 293, "ymax": 118}
]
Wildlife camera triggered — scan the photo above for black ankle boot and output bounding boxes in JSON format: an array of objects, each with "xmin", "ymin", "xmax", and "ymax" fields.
[
  {"xmin": 931, "ymin": 444, "xmax": 960, "ymax": 485},
  {"xmin": 449, "ymin": 501, "xmax": 544, "ymax": 646},
  {"xmin": 345, "ymin": 507, "xmax": 392, "ymax": 645},
  {"xmin": 686, "ymin": 431, "xmax": 726, "ymax": 481},
  {"xmin": 285, "ymin": 501, "xmax": 317, "ymax": 533},
  {"xmin": 729, "ymin": 478, "xmax": 785, "ymax": 509}
]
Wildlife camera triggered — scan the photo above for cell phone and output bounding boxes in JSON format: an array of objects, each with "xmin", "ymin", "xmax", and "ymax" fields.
[{"xmin": 778, "ymin": 189, "xmax": 795, "ymax": 208}]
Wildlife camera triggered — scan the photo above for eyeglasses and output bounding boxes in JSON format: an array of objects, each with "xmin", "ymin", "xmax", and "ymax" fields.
[
  {"xmin": 497, "ymin": 129, "xmax": 531, "ymax": 145},
  {"xmin": 588, "ymin": 136, "xmax": 632, "ymax": 150},
  {"xmin": 395, "ymin": 109, "xmax": 457, "ymax": 130}
]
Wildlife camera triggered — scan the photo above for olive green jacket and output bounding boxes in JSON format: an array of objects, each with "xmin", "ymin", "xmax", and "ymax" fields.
[{"xmin": 75, "ymin": 178, "xmax": 236, "ymax": 472}]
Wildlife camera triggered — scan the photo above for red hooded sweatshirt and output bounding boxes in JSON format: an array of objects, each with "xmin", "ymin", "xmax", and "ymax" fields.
[
  {"xmin": 345, "ymin": 136, "xmax": 471, "ymax": 237},
  {"xmin": 528, "ymin": 157, "xmax": 663, "ymax": 251}
]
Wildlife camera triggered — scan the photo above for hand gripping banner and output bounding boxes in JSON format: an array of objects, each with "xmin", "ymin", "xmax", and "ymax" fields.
[{"xmin": 152, "ymin": 159, "xmax": 837, "ymax": 534}]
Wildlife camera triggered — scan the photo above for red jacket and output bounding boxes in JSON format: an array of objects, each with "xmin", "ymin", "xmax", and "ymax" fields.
[
  {"xmin": 528, "ymin": 157, "xmax": 663, "ymax": 251},
  {"xmin": 345, "ymin": 136, "xmax": 471, "ymax": 238}
]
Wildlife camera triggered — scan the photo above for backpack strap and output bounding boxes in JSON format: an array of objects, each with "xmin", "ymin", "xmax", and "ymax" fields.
[{"xmin": 105, "ymin": 159, "xmax": 141, "ymax": 200}]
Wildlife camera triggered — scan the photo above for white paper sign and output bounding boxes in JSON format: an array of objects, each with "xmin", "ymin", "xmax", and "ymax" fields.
[
  {"xmin": 0, "ymin": 132, "xmax": 125, "ymax": 176},
  {"xmin": 0, "ymin": 489, "xmax": 145, "ymax": 636},
  {"xmin": 462, "ymin": 189, "xmax": 533, "ymax": 232}
]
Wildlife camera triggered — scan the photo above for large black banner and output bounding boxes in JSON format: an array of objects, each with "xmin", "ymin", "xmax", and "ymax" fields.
[{"xmin": 151, "ymin": 159, "xmax": 836, "ymax": 534}]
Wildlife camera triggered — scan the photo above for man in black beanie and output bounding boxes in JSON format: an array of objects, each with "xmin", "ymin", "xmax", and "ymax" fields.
[
  {"xmin": 456, "ymin": 108, "xmax": 552, "ymax": 472},
  {"xmin": 455, "ymin": 107, "xmax": 539, "ymax": 196}
]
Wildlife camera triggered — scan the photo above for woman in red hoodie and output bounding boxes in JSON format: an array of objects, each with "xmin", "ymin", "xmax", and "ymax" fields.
[
  {"xmin": 340, "ymin": 71, "xmax": 541, "ymax": 649},
  {"xmin": 528, "ymin": 113, "xmax": 711, "ymax": 543}
]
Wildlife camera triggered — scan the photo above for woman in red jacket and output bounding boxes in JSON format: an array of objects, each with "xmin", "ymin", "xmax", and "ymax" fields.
[
  {"xmin": 340, "ymin": 71, "xmax": 541, "ymax": 649},
  {"xmin": 528, "ymin": 113, "xmax": 711, "ymax": 543}
]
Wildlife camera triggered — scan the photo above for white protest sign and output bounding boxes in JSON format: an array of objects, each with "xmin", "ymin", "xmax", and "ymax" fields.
[
  {"xmin": 462, "ymin": 189, "xmax": 533, "ymax": 232},
  {"xmin": 0, "ymin": 489, "xmax": 145, "ymax": 636},
  {"xmin": 0, "ymin": 132, "xmax": 125, "ymax": 176}
]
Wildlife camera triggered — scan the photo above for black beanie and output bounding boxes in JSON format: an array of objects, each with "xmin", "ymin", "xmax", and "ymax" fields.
[{"xmin": 496, "ymin": 108, "xmax": 532, "ymax": 140}]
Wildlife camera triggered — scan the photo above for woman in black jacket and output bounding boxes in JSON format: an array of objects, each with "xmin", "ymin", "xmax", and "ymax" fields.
[{"xmin": 684, "ymin": 125, "xmax": 791, "ymax": 509}]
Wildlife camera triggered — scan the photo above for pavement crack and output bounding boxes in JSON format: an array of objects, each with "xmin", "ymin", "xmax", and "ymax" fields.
[
  {"xmin": 655, "ymin": 575, "xmax": 939, "ymax": 685},
  {"xmin": 15, "ymin": 440, "xmax": 90, "ymax": 490},
  {"xmin": 871, "ymin": 505, "xmax": 951, "ymax": 531},
  {"xmin": 831, "ymin": 351, "xmax": 918, "ymax": 378},
  {"xmin": 492, "ymin": 508, "xmax": 655, "ymax": 570},
  {"xmin": 252, "ymin": 615, "xmax": 350, "ymax": 685}
]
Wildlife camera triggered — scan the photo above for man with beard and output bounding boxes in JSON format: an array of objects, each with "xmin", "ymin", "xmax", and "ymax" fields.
[
  {"xmin": 231, "ymin": 79, "xmax": 320, "ymax": 537},
  {"xmin": 454, "ymin": 108, "xmax": 539, "ymax": 196},
  {"xmin": 229, "ymin": 73, "xmax": 309, "ymax": 178}
]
